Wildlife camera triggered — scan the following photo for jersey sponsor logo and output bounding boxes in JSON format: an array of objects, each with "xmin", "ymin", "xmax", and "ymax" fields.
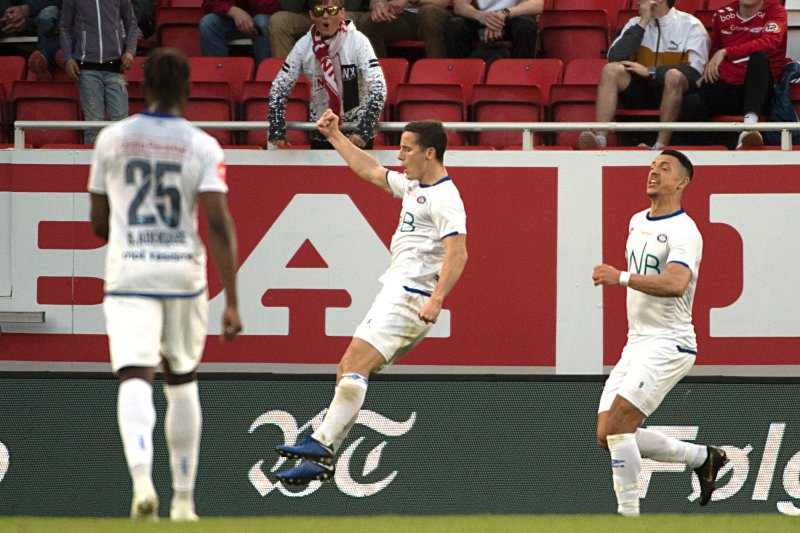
[
  {"xmin": 765, "ymin": 22, "xmax": 780, "ymax": 33},
  {"xmin": 248, "ymin": 408, "xmax": 415, "ymax": 498},
  {"xmin": 718, "ymin": 11, "xmax": 736, "ymax": 22},
  {"xmin": 417, "ymin": 195, "xmax": 427, "ymax": 204}
]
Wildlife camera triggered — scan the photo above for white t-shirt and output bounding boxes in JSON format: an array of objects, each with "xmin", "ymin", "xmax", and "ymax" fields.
[
  {"xmin": 379, "ymin": 170, "xmax": 467, "ymax": 294},
  {"xmin": 625, "ymin": 208, "xmax": 702, "ymax": 345},
  {"xmin": 88, "ymin": 112, "xmax": 228, "ymax": 297}
]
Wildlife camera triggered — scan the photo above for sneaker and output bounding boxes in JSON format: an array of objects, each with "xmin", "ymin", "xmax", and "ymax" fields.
[
  {"xmin": 130, "ymin": 487, "xmax": 159, "ymax": 521},
  {"xmin": 637, "ymin": 142, "xmax": 665, "ymax": 151},
  {"xmin": 578, "ymin": 130, "xmax": 600, "ymax": 149},
  {"xmin": 27, "ymin": 51, "xmax": 52, "ymax": 81},
  {"xmin": 694, "ymin": 445, "xmax": 728, "ymax": 506},
  {"xmin": 275, "ymin": 434, "xmax": 334, "ymax": 465},
  {"xmin": 170, "ymin": 498, "xmax": 199, "ymax": 522},
  {"xmin": 276, "ymin": 459, "xmax": 335, "ymax": 486},
  {"xmin": 737, "ymin": 130, "xmax": 763, "ymax": 148}
]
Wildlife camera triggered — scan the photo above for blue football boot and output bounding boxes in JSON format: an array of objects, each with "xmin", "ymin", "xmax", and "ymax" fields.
[
  {"xmin": 276, "ymin": 434, "xmax": 335, "ymax": 465},
  {"xmin": 276, "ymin": 459, "xmax": 335, "ymax": 486}
]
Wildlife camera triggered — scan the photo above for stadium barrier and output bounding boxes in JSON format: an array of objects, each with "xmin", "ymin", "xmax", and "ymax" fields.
[
  {"xmin": 11, "ymin": 120, "xmax": 800, "ymax": 151},
  {"xmin": 1, "ymin": 374, "xmax": 799, "ymax": 517}
]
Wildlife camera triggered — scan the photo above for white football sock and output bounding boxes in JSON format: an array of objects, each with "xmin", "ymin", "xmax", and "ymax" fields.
[
  {"xmin": 636, "ymin": 428, "xmax": 707, "ymax": 468},
  {"xmin": 118, "ymin": 378, "xmax": 156, "ymax": 492},
  {"xmin": 744, "ymin": 112, "xmax": 758, "ymax": 124},
  {"xmin": 608, "ymin": 433, "xmax": 641, "ymax": 516},
  {"xmin": 313, "ymin": 373, "xmax": 368, "ymax": 452},
  {"xmin": 165, "ymin": 381, "xmax": 201, "ymax": 494}
]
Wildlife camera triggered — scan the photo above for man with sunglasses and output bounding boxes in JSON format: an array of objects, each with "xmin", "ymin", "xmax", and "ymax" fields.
[{"xmin": 268, "ymin": 0, "xmax": 386, "ymax": 148}]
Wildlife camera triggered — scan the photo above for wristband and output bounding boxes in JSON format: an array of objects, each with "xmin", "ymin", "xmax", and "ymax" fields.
[{"xmin": 619, "ymin": 271, "xmax": 631, "ymax": 287}]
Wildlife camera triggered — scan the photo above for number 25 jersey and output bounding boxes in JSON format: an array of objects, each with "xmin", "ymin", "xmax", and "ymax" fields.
[{"xmin": 88, "ymin": 112, "xmax": 229, "ymax": 297}]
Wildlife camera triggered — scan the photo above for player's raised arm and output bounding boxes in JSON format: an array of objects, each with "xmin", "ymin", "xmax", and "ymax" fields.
[{"xmin": 316, "ymin": 108, "xmax": 392, "ymax": 194}]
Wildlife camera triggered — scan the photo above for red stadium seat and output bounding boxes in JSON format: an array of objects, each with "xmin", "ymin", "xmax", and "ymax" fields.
[
  {"xmin": 674, "ymin": 0, "xmax": 703, "ymax": 13},
  {"xmin": 549, "ymin": 84, "xmax": 602, "ymax": 148},
  {"xmin": 184, "ymin": 97, "xmax": 233, "ymax": 145},
  {"xmin": 378, "ymin": 57, "xmax": 409, "ymax": 119},
  {"xmin": 395, "ymin": 83, "xmax": 466, "ymax": 145},
  {"xmin": 407, "ymin": 58, "xmax": 486, "ymax": 104},
  {"xmin": 703, "ymin": 0, "xmax": 730, "ymax": 10},
  {"xmin": 485, "ymin": 58, "xmax": 563, "ymax": 104},
  {"xmin": 0, "ymin": 56, "xmax": 26, "ymax": 105},
  {"xmin": 562, "ymin": 58, "xmax": 607, "ymax": 85},
  {"xmin": 537, "ymin": 10, "xmax": 609, "ymax": 64},
  {"xmin": 188, "ymin": 56, "xmax": 255, "ymax": 103},
  {"xmin": 471, "ymin": 84, "xmax": 545, "ymax": 148},
  {"xmin": 13, "ymin": 97, "xmax": 82, "ymax": 147},
  {"xmin": 158, "ymin": 23, "xmax": 201, "ymax": 57}
]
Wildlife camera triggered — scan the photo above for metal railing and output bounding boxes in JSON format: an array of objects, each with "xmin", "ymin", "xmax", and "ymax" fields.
[{"xmin": 11, "ymin": 120, "xmax": 800, "ymax": 150}]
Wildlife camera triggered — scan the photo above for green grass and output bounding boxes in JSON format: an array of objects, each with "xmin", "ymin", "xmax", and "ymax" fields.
[{"xmin": 0, "ymin": 515, "xmax": 796, "ymax": 533}]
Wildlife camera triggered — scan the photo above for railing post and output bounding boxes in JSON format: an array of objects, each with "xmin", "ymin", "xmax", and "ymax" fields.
[
  {"xmin": 14, "ymin": 126, "xmax": 24, "ymax": 150},
  {"xmin": 781, "ymin": 129, "xmax": 791, "ymax": 151},
  {"xmin": 522, "ymin": 129, "xmax": 533, "ymax": 151}
]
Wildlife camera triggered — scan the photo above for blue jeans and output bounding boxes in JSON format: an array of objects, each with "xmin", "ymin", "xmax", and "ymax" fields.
[
  {"xmin": 27, "ymin": 5, "xmax": 61, "ymax": 66},
  {"xmin": 78, "ymin": 70, "xmax": 129, "ymax": 145},
  {"xmin": 199, "ymin": 13, "xmax": 271, "ymax": 66}
]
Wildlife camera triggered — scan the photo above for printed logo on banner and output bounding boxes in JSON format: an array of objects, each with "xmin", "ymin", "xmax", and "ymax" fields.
[
  {"xmin": 247, "ymin": 409, "xmax": 416, "ymax": 498},
  {"xmin": 640, "ymin": 423, "xmax": 800, "ymax": 516},
  {"xmin": 0, "ymin": 442, "xmax": 8, "ymax": 483}
]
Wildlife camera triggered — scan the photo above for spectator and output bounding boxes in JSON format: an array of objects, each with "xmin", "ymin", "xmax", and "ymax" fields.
[
  {"xmin": 268, "ymin": 0, "xmax": 367, "ymax": 59},
  {"xmin": 268, "ymin": 0, "xmax": 386, "ymax": 148},
  {"xmin": 444, "ymin": 0, "xmax": 541, "ymax": 61},
  {"xmin": 0, "ymin": 1, "xmax": 62, "ymax": 81},
  {"xmin": 578, "ymin": 0, "xmax": 710, "ymax": 150},
  {"xmin": 358, "ymin": 0, "xmax": 453, "ymax": 59},
  {"xmin": 200, "ymin": 0, "xmax": 280, "ymax": 66},
  {"xmin": 60, "ymin": 0, "xmax": 140, "ymax": 145},
  {"xmin": 681, "ymin": 0, "xmax": 790, "ymax": 148}
]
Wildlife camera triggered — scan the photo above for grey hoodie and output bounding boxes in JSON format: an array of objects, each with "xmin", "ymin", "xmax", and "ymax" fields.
[{"xmin": 59, "ymin": 0, "xmax": 140, "ymax": 65}]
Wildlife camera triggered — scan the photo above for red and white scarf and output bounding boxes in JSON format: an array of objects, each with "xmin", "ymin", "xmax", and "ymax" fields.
[{"xmin": 310, "ymin": 20, "xmax": 348, "ymax": 121}]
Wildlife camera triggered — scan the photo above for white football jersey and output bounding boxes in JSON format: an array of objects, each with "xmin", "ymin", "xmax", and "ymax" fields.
[
  {"xmin": 625, "ymin": 208, "xmax": 702, "ymax": 345},
  {"xmin": 88, "ymin": 112, "xmax": 228, "ymax": 296},
  {"xmin": 379, "ymin": 170, "xmax": 467, "ymax": 294}
]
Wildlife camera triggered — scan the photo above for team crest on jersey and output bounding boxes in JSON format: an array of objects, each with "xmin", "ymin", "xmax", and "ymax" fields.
[
  {"xmin": 765, "ymin": 22, "xmax": 780, "ymax": 33},
  {"xmin": 657, "ymin": 233, "xmax": 668, "ymax": 243},
  {"xmin": 417, "ymin": 196, "xmax": 427, "ymax": 204},
  {"xmin": 217, "ymin": 161, "xmax": 227, "ymax": 183}
]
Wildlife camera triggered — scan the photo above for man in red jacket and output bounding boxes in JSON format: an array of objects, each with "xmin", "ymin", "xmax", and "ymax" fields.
[
  {"xmin": 200, "ymin": 0, "xmax": 280, "ymax": 66},
  {"xmin": 685, "ymin": 0, "xmax": 789, "ymax": 148}
]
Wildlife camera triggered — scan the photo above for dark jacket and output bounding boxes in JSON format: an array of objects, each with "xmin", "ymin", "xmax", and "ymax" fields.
[{"xmin": 60, "ymin": 0, "xmax": 140, "ymax": 64}]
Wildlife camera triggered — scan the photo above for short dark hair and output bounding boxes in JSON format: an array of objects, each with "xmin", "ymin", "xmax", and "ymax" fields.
[
  {"xmin": 660, "ymin": 149, "xmax": 694, "ymax": 180},
  {"xmin": 666, "ymin": 0, "xmax": 676, "ymax": 7},
  {"xmin": 143, "ymin": 47, "xmax": 190, "ymax": 112},
  {"xmin": 402, "ymin": 120, "xmax": 448, "ymax": 163}
]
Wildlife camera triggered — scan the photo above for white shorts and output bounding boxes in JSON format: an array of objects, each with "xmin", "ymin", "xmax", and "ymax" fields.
[
  {"xmin": 598, "ymin": 338, "xmax": 696, "ymax": 417},
  {"xmin": 104, "ymin": 293, "xmax": 208, "ymax": 375},
  {"xmin": 353, "ymin": 285, "xmax": 433, "ymax": 367}
]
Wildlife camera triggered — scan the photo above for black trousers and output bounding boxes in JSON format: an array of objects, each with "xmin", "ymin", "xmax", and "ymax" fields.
[{"xmin": 444, "ymin": 16, "xmax": 537, "ymax": 59}]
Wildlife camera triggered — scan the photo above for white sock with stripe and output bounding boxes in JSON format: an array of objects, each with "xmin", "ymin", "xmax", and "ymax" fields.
[
  {"xmin": 607, "ymin": 433, "xmax": 641, "ymax": 516},
  {"xmin": 117, "ymin": 378, "xmax": 156, "ymax": 495},
  {"xmin": 313, "ymin": 373, "xmax": 368, "ymax": 452},
  {"xmin": 165, "ymin": 381, "xmax": 201, "ymax": 497}
]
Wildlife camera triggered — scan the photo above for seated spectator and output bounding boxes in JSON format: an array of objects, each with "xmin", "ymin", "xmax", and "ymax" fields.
[
  {"xmin": 268, "ymin": 0, "xmax": 368, "ymax": 59},
  {"xmin": 60, "ymin": 0, "xmax": 140, "ymax": 145},
  {"xmin": 444, "ymin": 0, "xmax": 541, "ymax": 62},
  {"xmin": 680, "ymin": 0, "xmax": 790, "ymax": 148},
  {"xmin": 0, "ymin": 1, "xmax": 62, "ymax": 81},
  {"xmin": 358, "ymin": 0, "xmax": 453, "ymax": 59},
  {"xmin": 268, "ymin": 0, "xmax": 386, "ymax": 149},
  {"xmin": 578, "ymin": 0, "xmax": 709, "ymax": 150},
  {"xmin": 200, "ymin": 0, "xmax": 280, "ymax": 66}
]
